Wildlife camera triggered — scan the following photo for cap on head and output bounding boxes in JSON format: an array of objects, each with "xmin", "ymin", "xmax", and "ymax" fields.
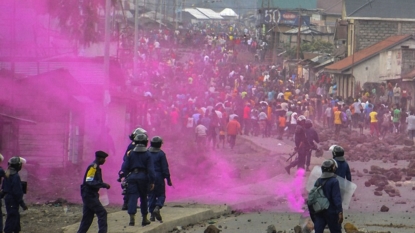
[{"xmin": 95, "ymin": 151, "xmax": 108, "ymax": 158}]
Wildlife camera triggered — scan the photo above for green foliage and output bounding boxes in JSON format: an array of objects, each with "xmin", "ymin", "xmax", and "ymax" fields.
[
  {"xmin": 283, "ymin": 39, "xmax": 334, "ymax": 59},
  {"xmin": 47, "ymin": 0, "xmax": 106, "ymax": 47}
]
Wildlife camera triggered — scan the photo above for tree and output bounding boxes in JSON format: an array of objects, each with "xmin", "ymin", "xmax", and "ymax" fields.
[
  {"xmin": 47, "ymin": 0, "xmax": 115, "ymax": 47},
  {"xmin": 283, "ymin": 39, "xmax": 334, "ymax": 59}
]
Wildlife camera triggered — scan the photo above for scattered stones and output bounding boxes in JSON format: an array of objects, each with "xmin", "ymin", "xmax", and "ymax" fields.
[
  {"xmin": 380, "ymin": 205, "xmax": 389, "ymax": 212},
  {"xmin": 204, "ymin": 225, "xmax": 221, "ymax": 233},
  {"xmin": 293, "ymin": 225, "xmax": 301, "ymax": 233},
  {"xmin": 344, "ymin": 222, "xmax": 358, "ymax": 233},
  {"xmin": 266, "ymin": 224, "xmax": 277, "ymax": 233},
  {"xmin": 374, "ymin": 191, "xmax": 383, "ymax": 196}
]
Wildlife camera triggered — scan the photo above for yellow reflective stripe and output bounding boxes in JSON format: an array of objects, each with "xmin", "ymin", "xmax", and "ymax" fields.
[{"xmin": 86, "ymin": 167, "xmax": 96, "ymax": 182}]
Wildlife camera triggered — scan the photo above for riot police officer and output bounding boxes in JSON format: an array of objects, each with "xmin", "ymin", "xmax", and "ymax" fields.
[
  {"xmin": 331, "ymin": 145, "xmax": 352, "ymax": 181},
  {"xmin": 285, "ymin": 115, "xmax": 311, "ymax": 174},
  {"xmin": 304, "ymin": 119, "xmax": 319, "ymax": 171},
  {"xmin": 77, "ymin": 151, "xmax": 110, "ymax": 233},
  {"xmin": 148, "ymin": 136, "xmax": 172, "ymax": 222},
  {"xmin": 119, "ymin": 127, "xmax": 148, "ymax": 210},
  {"xmin": 2, "ymin": 156, "xmax": 28, "ymax": 233},
  {"xmin": 121, "ymin": 133, "xmax": 155, "ymax": 226}
]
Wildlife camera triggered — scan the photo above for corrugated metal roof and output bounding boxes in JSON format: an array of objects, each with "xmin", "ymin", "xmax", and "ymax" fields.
[
  {"xmin": 345, "ymin": 0, "xmax": 415, "ymax": 19},
  {"xmin": 183, "ymin": 8, "xmax": 209, "ymax": 20},
  {"xmin": 325, "ymin": 35, "xmax": 412, "ymax": 72},
  {"xmin": 257, "ymin": 0, "xmax": 317, "ymax": 10},
  {"xmin": 196, "ymin": 8, "xmax": 224, "ymax": 20}
]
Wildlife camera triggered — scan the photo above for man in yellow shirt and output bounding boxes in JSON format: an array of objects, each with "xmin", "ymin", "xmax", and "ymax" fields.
[
  {"xmin": 333, "ymin": 108, "xmax": 342, "ymax": 138},
  {"xmin": 369, "ymin": 108, "xmax": 379, "ymax": 137},
  {"xmin": 283, "ymin": 88, "xmax": 292, "ymax": 101}
]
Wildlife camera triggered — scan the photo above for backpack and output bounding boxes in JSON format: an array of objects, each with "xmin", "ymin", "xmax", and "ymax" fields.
[{"xmin": 307, "ymin": 178, "xmax": 330, "ymax": 214}]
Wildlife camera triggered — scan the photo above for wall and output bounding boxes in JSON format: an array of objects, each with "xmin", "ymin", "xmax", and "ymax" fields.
[
  {"xmin": 353, "ymin": 54, "xmax": 380, "ymax": 84},
  {"xmin": 379, "ymin": 49, "xmax": 402, "ymax": 80},
  {"xmin": 352, "ymin": 20, "xmax": 415, "ymax": 52}
]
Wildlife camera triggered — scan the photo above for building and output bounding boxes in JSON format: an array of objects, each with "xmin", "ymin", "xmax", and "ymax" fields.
[
  {"xmin": 343, "ymin": 0, "xmax": 415, "ymax": 55},
  {"xmin": 324, "ymin": 35, "xmax": 415, "ymax": 100}
]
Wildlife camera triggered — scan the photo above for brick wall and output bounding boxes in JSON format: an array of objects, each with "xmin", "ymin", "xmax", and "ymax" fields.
[{"xmin": 355, "ymin": 20, "xmax": 399, "ymax": 51}]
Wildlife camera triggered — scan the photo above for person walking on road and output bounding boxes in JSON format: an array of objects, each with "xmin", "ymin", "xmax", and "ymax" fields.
[
  {"xmin": 227, "ymin": 116, "xmax": 241, "ymax": 149},
  {"xmin": 330, "ymin": 145, "xmax": 352, "ymax": 181}
]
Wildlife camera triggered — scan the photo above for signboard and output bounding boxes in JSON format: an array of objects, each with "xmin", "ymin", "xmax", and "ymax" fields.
[{"xmin": 260, "ymin": 9, "xmax": 310, "ymax": 26}]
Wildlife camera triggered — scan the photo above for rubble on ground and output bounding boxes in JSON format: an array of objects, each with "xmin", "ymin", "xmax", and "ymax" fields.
[{"xmin": 318, "ymin": 126, "xmax": 414, "ymax": 163}]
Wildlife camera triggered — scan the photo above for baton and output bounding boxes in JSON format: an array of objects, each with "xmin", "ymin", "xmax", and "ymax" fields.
[{"xmin": 286, "ymin": 151, "xmax": 298, "ymax": 162}]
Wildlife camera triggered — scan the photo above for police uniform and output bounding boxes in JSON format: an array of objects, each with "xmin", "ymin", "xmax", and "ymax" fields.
[
  {"xmin": 2, "ymin": 157, "xmax": 28, "ymax": 233},
  {"xmin": 148, "ymin": 147, "xmax": 171, "ymax": 221},
  {"xmin": 0, "ymin": 165, "xmax": 5, "ymax": 232},
  {"xmin": 121, "ymin": 144, "xmax": 155, "ymax": 225},
  {"xmin": 285, "ymin": 124, "xmax": 310, "ymax": 173},
  {"xmin": 77, "ymin": 151, "xmax": 109, "ymax": 233},
  {"xmin": 334, "ymin": 156, "xmax": 352, "ymax": 182},
  {"xmin": 305, "ymin": 126, "xmax": 319, "ymax": 170},
  {"xmin": 311, "ymin": 161, "xmax": 343, "ymax": 233}
]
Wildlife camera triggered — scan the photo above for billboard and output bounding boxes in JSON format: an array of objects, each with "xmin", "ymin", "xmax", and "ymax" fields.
[{"xmin": 260, "ymin": 9, "xmax": 310, "ymax": 26}]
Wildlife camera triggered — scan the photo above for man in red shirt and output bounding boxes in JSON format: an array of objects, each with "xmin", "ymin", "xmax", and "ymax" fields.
[
  {"xmin": 227, "ymin": 116, "xmax": 241, "ymax": 149},
  {"xmin": 243, "ymin": 103, "xmax": 251, "ymax": 135}
]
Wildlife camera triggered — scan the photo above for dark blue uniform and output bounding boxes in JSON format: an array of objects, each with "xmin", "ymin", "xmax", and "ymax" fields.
[
  {"xmin": 77, "ymin": 161, "xmax": 108, "ymax": 233},
  {"xmin": 334, "ymin": 159, "xmax": 352, "ymax": 181},
  {"xmin": 123, "ymin": 142, "xmax": 135, "ymax": 161},
  {"xmin": 148, "ymin": 148, "xmax": 171, "ymax": 214},
  {"xmin": 305, "ymin": 127, "xmax": 319, "ymax": 169},
  {"xmin": 121, "ymin": 146, "xmax": 155, "ymax": 216},
  {"xmin": 2, "ymin": 170, "xmax": 27, "ymax": 233},
  {"xmin": 312, "ymin": 177, "xmax": 343, "ymax": 233},
  {"xmin": 121, "ymin": 142, "xmax": 136, "ymax": 209},
  {"xmin": 0, "ymin": 167, "xmax": 5, "ymax": 232}
]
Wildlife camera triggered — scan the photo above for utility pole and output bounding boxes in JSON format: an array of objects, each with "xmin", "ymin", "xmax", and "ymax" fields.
[
  {"xmin": 104, "ymin": 0, "xmax": 111, "ymax": 107},
  {"xmin": 296, "ymin": 10, "xmax": 302, "ymax": 60},
  {"xmin": 133, "ymin": 0, "xmax": 139, "ymax": 79}
]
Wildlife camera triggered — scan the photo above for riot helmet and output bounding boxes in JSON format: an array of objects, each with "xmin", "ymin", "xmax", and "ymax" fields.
[
  {"xmin": 321, "ymin": 159, "xmax": 336, "ymax": 173},
  {"xmin": 304, "ymin": 119, "xmax": 313, "ymax": 129},
  {"xmin": 129, "ymin": 127, "xmax": 148, "ymax": 141},
  {"xmin": 332, "ymin": 145, "xmax": 345, "ymax": 160},
  {"xmin": 297, "ymin": 115, "xmax": 307, "ymax": 125},
  {"xmin": 150, "ymin": 136, "xmax": 163, "ymax": 149},
  {"xmin": 8, "ymin": 156, "xmax": 26, "ymax": 172},
  {"xmin": 133, "ymin": 133, "xmax": 148, "ymax": 146}
]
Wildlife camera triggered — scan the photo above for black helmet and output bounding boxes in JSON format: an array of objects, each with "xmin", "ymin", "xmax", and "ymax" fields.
[
  {"xmin": 8, "ymin": 156, "xmax": 25, "ymax": 172},
  {"xmin": 129, "ymin": 127, "xmax": 148, "ymax": 141},
  {"xmin": 304, "ymin": 119, "xmax": 313, "ymax": 129},
  {"xmin": 150, "ymin": 136, "xmax": 163, "ymax": 148},
  {"xmin": 321, "ymin": 159, "xmax": 336, "ymax": 173},
  {"xmin": 332, "ymin": 146, "xmax": 344, "ymax": 158},
  {"xmin": 133, "ymin": 133, "xmax": 148, "ymax": 145}
]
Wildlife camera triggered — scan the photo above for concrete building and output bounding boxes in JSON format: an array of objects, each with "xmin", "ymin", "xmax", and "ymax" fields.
[
  {"xmin": 343, "ymin": 0, "xmax": 415, "ymax": 55},
  {"xmin": 324, "ymin": 35, "xmax": 415, "ymax": 99}
]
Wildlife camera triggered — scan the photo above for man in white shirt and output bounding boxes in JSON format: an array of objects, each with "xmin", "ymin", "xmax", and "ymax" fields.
[{"xmin": 195, "ymin": 122, "xmax": 208, "ymax": 148}]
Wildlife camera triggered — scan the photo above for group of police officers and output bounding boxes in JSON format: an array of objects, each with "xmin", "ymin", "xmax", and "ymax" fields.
[
  {"xmin": 76, "ymin": 117, "xmax": 352, "ymax": 233},
  {"xmin": 77, "ymin": 127, "xmax": 172, "ymax": 233}
]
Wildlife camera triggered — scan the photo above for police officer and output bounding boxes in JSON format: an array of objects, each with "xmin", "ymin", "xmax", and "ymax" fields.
[
  {"xmin": 285, "ymin": 115, "xmax": 310, "ymax": 174},
  {"xmin": 77, "ymin": 151, "xmax": 110, "ymax": 233},
  {"xmin": 121, "ymin": 133, "xmax": 155, "ymax": 226},
  {"xmin": 331, "ymin": 145, "xmax": 352, "ymax": 181},
  {"xmin": 119, "ymin": 127, "xmax": 148, "ymax": 210},
  {"xmin": 304, "ymin": 119, "xmax": 320, "ymax": 171},
  {"xmin": 2, "ymin": 157, "xmax": 28, "ymax": 233},
  {"xmin": 148, "ymin": 136, "xmax": 172, "ymax": 222},
  {"xmin": 311, "ymin": 159, "xmax": 343, "ymax": 233}
]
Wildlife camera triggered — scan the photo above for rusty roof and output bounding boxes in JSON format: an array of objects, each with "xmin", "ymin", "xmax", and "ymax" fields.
[{"xmin": 325, "ymin": 34, "xmax": 413, "ymax": 72}]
